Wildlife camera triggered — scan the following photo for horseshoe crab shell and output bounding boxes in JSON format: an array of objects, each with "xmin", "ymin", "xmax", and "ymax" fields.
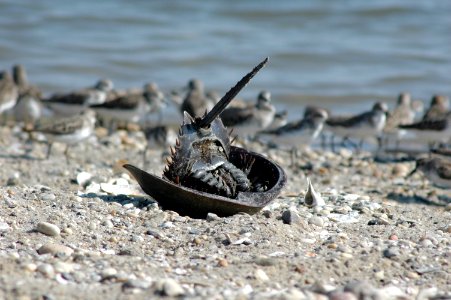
[{"xmin": 124, "ymin": 146, "xmax": 286, "ymax": 218}]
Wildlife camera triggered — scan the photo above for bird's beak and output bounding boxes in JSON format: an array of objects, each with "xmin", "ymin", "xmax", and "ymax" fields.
[{"xmin": 406, "ymin": 167, "xmax": 417, "ymax": 178}]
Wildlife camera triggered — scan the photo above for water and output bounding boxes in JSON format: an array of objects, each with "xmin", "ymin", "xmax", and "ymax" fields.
[{"xmin": 0, "ymin": 0, "xmax": 449, "ymax": 117}]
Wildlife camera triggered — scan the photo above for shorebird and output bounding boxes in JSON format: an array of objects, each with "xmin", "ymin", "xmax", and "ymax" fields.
[
  {"xmin": 91, "ymin": 83, "xmax": 162, "ymax": 131},
  {"xmin": 422, "ymin": 95, "xmax": 449, "ymax": 121},
  {"xmin": 266, "ymin": 110, "xmax": 288, "ymax": 130},
  {"xmin": 398, "ymin": 112, "xmax": 451, "ymax": 148},
  {"xmin": 44, "ymin": 79, "xmax": 113, "ymax": 116},
  {"xmin": 11, "ymin": 65, "xmax": 44, "ymax": 126},
  {"xmin": 325, "ymin": 102, "xmax": 389, "ymax": 151},
  {"xmin": 382, "ymin": 92, "xmax": 417, "ymax": 149},
  {"xmin": 220, "ymin": 90, "xmax": 276, "ymax": 138},
  {"xmin": 0, "ymin": 71, "xmax": 19, "ymax": 118},
  {"xmin": 12, "ymin": 64, "xmax": 42, "ymax": 99},
  {"xmin": 32, "ymin": 109, "xmax": 96, "ymax": 160},
  {"xmin": 258, "ymin": 107, "xmax": 328, "ymax": 166},
  {"xmin": 408, "ymin": 157, "xmax": 451, "ymax": 189},
  {"xmin": 180, "ymin": 79, "xmax": 214, "ymax": 118}
]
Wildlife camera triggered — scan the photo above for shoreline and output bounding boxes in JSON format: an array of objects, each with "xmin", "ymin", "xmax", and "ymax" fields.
[{"xmin": 0, "ymin": 125, "xmax": 450, "ymax": 299}]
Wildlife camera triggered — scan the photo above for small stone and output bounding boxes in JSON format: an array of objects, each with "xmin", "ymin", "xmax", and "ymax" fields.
[
  {"xmin": 217, "ymin": 258, "xmax": 228, "ymax": 267},
  {"xmin": 53, "ymin": 262, "xmax": 74, "ymax": 273},
  {"xmin": 76, "ymin": 172, "xmax": 92, "ymax": 188},
  {"xmin": 419, "ymin": 239, "xmax": 433, "ymax": 247},
  {"xmin": 37, "ymin": 243, "xmax": 74, "ymax": 256},
  {"xmin": 282, "ymin": 210, "xmax": 301, "ymax": 225},
  {"xmin": 329, "ymin": 291, "xmax": 358, "ymax": 300},
  {"xmin": 37, "ymin": 222, "xmax": 60, "ymax": 236},
  {"xmin": 122, "ymin": 279, "xmax": 151, "ymax": 290},
  {"xmin": 101, "ymin": 268, "xmax": 118, "ymax": 280},
  {"xmin": 206, "ymin": 213, "xmax": 221, "ymax": 221},
  {"xmin": 37, "ymin": 263, "xmax": 54, "ymax": 278},
  {"xmin": 383, "ymin": 247, "xmax": 400, "ymax": 259},
  {"xmin": 0, "ymin": 219, "xmax": 10, "ymax": 232},
  {"xmin": 156, "ymin": 278, "xmax": 184, "ymax": 297},
  {"xmin": 374, "ymin": 270, "xmax": 384, "ymax": 280},
  {"xmin": 254, "ymin": 269, "xmax": 269, "ymax": 282},
  {"xmin": 23, "ymin": 263, "xmax": 37, "ymax": 272},
  {"xmin": 308, "ymin": 216, "xmax": 324, "ymax": 227},
  {"xmin": 389, "ymin": 234, "xmax": 398, "ymax": 240},
  {"xmin": 41, "ymin": 193, "xmax": 56, "ymax": 201}
]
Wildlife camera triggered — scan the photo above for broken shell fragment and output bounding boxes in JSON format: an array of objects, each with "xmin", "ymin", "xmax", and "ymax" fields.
[{"xmin": 304, "ymin": 178, "xmax": 325, "ymax": 207}]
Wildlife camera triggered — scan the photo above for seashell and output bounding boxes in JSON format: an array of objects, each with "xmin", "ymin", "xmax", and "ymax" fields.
[
  {"xmin": 76, "ymin": 171, "xmax": 92, "ymax": 188},
  {"xmin": 304, "ymin": 178, "xmax": 325, "ymax": 207}
]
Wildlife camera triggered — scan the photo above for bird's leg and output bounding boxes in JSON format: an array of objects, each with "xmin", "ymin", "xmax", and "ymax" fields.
[
  {"xmin": 46, "ymin": 143, "xmax": 53, "ymax": 160},
  {"xmin": 64, "ymin": 145, "xmax": 70, "ymax": 164}
]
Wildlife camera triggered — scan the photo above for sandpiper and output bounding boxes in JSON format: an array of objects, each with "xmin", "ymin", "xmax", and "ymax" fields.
[
  {"xmin": 258, "ymin": 107, "xmax": 328, "ymax": 165},
  {"xmin": 12, "ymin": 64, "xmax": 43, "ymax": 99},
  {"xmin": 259, "ymin": 107, "xmax": 328, "ymax": 148},
  {"xmin": 422, "ymin": 95, "xmax": 449, "ymax": 121},
  {"xmin": 220, "ymin": 90, "xmax": 276, "ymax": 138},
  {"xmin": 266, "ymin": 110, "xmax": 288, "ymax": 130},
  {"xmin": 325, "ymin": 102, "xmax": 389, "ymax": 150},
  {"xmin": 44, "ymin": 79, "xmax": 113, "ymax": 116},
  {"xmin": 180, "ymin": 79, "xmax": 214, "ymax": 118},
  {"xmin": 0, "ymin": 71, "xmax": 19, "ymax": 117},
  {"xmin": 382, "ymin": 93, "xmax": 417, "ymax": 149},
  {"xmin": 408, "ymin": 157, "xmax": 451, "ymax": 189},
  {"xmin": 91, "ymin": 83, "xmax": 161, "ymax": 131},
  {"xmin": 398, "ymin": 113, "xmax": 451, "ymax": 148},
  {"xmin": 12, "ymin": 65, "xmax": 44, "ymax": 126},
  {"xmin": 32, "ymin": 109, "xmax": 96, "ymax": 160}
]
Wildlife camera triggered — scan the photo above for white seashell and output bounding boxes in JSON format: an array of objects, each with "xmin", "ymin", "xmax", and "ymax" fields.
[
  {"xmin": 76, "ymin": 171, "xmax": 92, "ymax": 188},
  {"xmin": 100, "ymin": 182, "xmax": 132, "ymax": 195},
  {"xmin": 304, "ymin": 178, "xmax": 325, "ymax": 207}
]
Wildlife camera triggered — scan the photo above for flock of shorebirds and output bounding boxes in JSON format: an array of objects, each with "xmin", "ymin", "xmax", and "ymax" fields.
[{"xmin": 0, "ymin": 64, "xmax": 450, "ymax": 189}]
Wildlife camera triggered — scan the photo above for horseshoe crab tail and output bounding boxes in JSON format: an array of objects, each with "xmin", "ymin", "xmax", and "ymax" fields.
[{"xmin": 196, "ymin": 57, "xmax": 268, "ymax": 128}]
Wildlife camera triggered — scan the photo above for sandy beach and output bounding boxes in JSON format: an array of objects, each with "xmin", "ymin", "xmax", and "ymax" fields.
[{"xmin": 0, "ymin": 124, "xmax": 449, "ymax": 299}]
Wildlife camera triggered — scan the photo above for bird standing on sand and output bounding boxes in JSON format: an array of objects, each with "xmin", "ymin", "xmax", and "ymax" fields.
[
  {"xmin": 325, "ymin": 102, "xmax": 389, "ymax": 151},
  {"xmin": 0, "ymin": 71, "xmax": 19, "ymax": 117},
  {"xmin": 32, "ymin": 109, "xmax": 96, "ymax": 160},
  {"xmin": 44, "ymin": 79, "xmax": 113, "ymax": 116},
  {"xmin": 398, "ymin": 113, "xmax": 451, "ymax": 148},
  {"xmin": 408, "ymin": 157, "xmax": 451, "ymax": 189},
  {"xmin": 220, "ymin": 90, "xmax": 276, "ymax": 138},
  {"xmin": 258, "ymin": 107, "xmax": 328, "ymax": 166},
  {"xmin": 180, "ymin": 79, "xmax": 214, "ymax": 118},
  {"xmin": 422, "ymin": 95, "xmax": 449, "ymax": 121},
  {"xmin": 91, "ymin": 83, "xmax": 162, "ymax": 131},
  {"xmin": 12, "ymin": 64, "xmax": 44, "ymax": 126}
]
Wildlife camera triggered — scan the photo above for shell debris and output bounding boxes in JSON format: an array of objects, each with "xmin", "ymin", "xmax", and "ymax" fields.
[{"xmin": 304, "ymin": 178, "xmax": 325, "ymax": 207}]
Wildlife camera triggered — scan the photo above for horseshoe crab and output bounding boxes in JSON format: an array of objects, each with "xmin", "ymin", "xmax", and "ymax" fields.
[{"xmin": 124, "ymin": 58, "xmax": 286, "ymax": 218}]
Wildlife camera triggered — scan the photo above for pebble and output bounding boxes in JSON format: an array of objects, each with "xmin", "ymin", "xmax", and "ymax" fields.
[
  {"xmin": 308, "ymin": 216, "xmax": 324, "ymax": 227},
  {"xmin": 0, "ymin": 219, "xmax": 10, "ymax": 232},
  {"xmin": 218, "ymin": 258, "xmax": 229, "ymax": 267},
  {"xmin": 41, "ymin": 193, "xmax": 56, "ymax": 201},
  {"xmin": 282, "ymin": 210, "xmax": 301, "ymax": 225},
  {"xmin": 254, "ymin": 269, "xmax": 269, "ymax": 282},
  {"xmin": 36, "ymin": 222, "xmax": 61, "ymax": 236},
  {"xmin": 101, "ymin": 268, "xmax": 118, "ymax": 280},
  {"xmin": 37, "ymin": 263, "xmax": 55, "ymax": 278},
  {"xmin": 383, "ymin": 247, "xmax": 400, "ymax": 259},
  {"xmin": 419, "ymin": 239, "xmax": 433, "ymax": 247},
  {"xmin": 206, "ymin": 213, "xmax": 221, "ymax": 222},
  {"xmin": 122, "ymin": 279, "xmax": 152, "ymax": 290},
  {"xmin": 53, "ymin": 262, "xmax": 75, "ymax": 273},
  {"xmin": 329, "ymin": 291, "xmax": 358, "ymax": 300},
  {"xmin": 37, "ymin": 243, "xmax": 74, "ymax": 256},
  {"xmin": 23, "ymin": 263, "xmax": 37, "ymax": 272},
  {"xmin": 156, "ymin": 278, "xmax": 184, "ymax": 297}
]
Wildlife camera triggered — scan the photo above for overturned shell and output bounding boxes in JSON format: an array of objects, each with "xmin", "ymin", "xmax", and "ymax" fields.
[{"xmin": 124, "ymin": 146, "xmax": 286, "ymax": 218}]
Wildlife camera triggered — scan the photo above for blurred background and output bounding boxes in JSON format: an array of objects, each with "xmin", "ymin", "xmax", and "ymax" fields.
[{"xmin": 0, "ymin": 0, "xmax": 449, "ymax": 117}]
